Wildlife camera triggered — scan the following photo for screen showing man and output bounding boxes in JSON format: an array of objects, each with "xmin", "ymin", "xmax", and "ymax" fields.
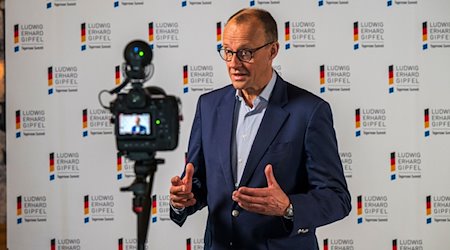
[{"xmin": 118, "ymin": 114, "xmax": 151, "ymax": 135}]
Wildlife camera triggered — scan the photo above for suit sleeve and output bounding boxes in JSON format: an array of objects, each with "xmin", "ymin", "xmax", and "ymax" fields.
[
  {"xmin": 170, "ymin": 97, "xmax": 208, "ymax": 227},
  {"xmin": 289, "ymin": 101, "xmax": 351, "ymax": 235}
]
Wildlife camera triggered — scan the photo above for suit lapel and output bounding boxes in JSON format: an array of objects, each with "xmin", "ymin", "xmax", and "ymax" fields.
[
  {"xmin": 216, "ymin": 88, "xmax": 237, "ymax": 191},
  {"xmin": 238, "ymin": 76, "xmax": 289, "ymax": 188}
]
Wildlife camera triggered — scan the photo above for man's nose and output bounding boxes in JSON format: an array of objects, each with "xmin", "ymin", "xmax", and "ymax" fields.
[{"xmin": 228, "ymin": 53, "xmax": 242, "ymax": 68}]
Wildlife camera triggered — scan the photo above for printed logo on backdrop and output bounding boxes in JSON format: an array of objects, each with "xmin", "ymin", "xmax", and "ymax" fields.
[
  {"xmin": 47, "ymin": 66, "xmax": 79, "ymax": 95},
  {"xmin": 116, "ymin": 152, "xmax": 135, "ymax": 180},
  {"xmin": 284, "ymin": 21, "xmax": 316, "ymax": 50},
  {"xmin": 353, "ymin": 21, "xmax": 385, "ymax": 50},
  {"xmin": 423, "ymin": 108, "xmax": 450, "ymax": 137},
  {"xmin": 357, "ymin": 195, "xmax": 389, "ymax": 224},
  {"xmin": 181, "ymin": 0, "xmax": 212, "ymax": 7},
  {"xmin": 186, "ymin": 238, "xmax": 204, "ymax": 250},
  {"xmin": 115, "ymin": 65, "xmax": 121, "ymax": 85},
  {"xmin": 216, "ymin": 22, "xmax": 223, "ymax": 50},
  {"xmin": 118, "ymin": 238, "xmax": 148, "ymax": 249},
  {"xmin": 389, "ymin": 151, "xmax": 421, "ymax": 181},
  {"xmin": 46, "ymin": 0, "xmax": 77, "ymax": 9},
  {"xmin": 355, "ymin": 108, "xmax": 387, "ymax": 137},
  {"xmin": 323, "ymin": 238, "xmax": 354, "ymax": 250},
  {"xmin": 16, "ymin": 195, "xmax": 48, "ymax": 224},
  {"xmin": 319, "ymin": 65, "xmax": 351, "ymax": 93},
  {"xmin": 150, "ymin": 194, "xmax": 171, "ymax": 223},
  {"xmin": 318, "ymin": 0, "xmax": 349, "ymax": 7},
  {"xmin": 81, "ymin": 108, "xmax": 113, "ymax": 137},
  {"xmin": 113, "ymin": 0, "xmax": 144, "ymax": 8},
  {"xmin": 387, "ymin": 0, "xmax": 418, "ymax": 7},
  {"xmin": 15, "ymin": 109, "xmax": 46, "ymax": 138},
  {"xmin": 80, "ymin": 22, "xmax": 112, "ymax": 51},
  {"xmin": 83, "ymin": 194, "xmax": 115, "ymax": 223},
  {"xmin": 13, "ymin": 24, "xmax": 45, "ymax": 53},
  {"xmin": 248, "ymin": 0, "xmax": 281, "ymax": 7},
  {"xmin": 392, "ymin": 239, "xmax": 423, "ymax": 250},
  {"xmin": 50, "ymin": 238, "xmax": 81, "ymax": 250},
  {"xmin": 388, "ymin": 65, "xmax": 420, "ymax": 94},
  {"xmin": 49, "ymin": 152, "xmax": 80, "ymax": 181},
  {"xmin": 182, "ymin": 65, "xmax": 214, "ymax": 94},
  {"xmin": 422, "ymin": 21, "xmax": 450, "ymax": 50},
  {"xmin": 340, "ymin": 152, "xmax": 353, "ymax": 178},
  {"xmin": 148, "ymin": 21, "xmax": 180, "ymax": 50},
  {"xmin": 426, "ymin": 195, "xmax": 450, "ymax": 224}
]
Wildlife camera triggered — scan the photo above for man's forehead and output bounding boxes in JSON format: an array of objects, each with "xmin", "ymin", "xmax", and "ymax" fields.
[{"xmin": 223, "ymin": 22, "xmax": 264, "ymax": 43}]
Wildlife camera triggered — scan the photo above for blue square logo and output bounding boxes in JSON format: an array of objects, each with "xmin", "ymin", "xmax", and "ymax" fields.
[
  {"xmin": 354, "ymin": 44, "xmax": 359, "ymax": 50},
  {"xmin": 47, "ymin": 2, "xmax": 52, "ymax": 8},
  {"xmin": 356, "ymin": 131, "xmax": 361, "ymax": 137},
  {"xmin": 425, "ymin": 131, "xmax": 430, "ymax": 137}
]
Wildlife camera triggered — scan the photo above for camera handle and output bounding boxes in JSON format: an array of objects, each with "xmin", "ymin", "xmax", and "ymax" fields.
[{"xmin": 120, "ymin": 155, "xmax": 164, "ymax": 250}]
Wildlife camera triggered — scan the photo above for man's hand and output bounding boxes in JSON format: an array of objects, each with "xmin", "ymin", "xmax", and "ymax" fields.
[
  {"xmin": 232, "ymin": 164, "xmax": 290, "ymax": 216},
  {"xmin": 170, "ymin": 163, "xmax": 196, "ymax": 209}
]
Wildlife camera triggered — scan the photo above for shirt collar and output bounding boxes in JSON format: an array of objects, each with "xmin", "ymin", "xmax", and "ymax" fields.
[{"xmin": 235, "ymin": 70, "xmax": 277, "ymax": 103}]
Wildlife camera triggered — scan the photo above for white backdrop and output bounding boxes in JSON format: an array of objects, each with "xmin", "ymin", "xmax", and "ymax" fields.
[{"xmin": 6, "ymin": 0, "xmax": 450, "ymax": 249}]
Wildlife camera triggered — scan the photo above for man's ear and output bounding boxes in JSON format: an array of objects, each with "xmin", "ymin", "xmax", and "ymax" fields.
[{"xmin": 270, "ymin": 42, "xmax": 279, "ymax": 60}]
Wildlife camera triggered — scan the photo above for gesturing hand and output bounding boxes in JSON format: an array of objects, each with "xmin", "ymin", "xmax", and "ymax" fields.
[
  {"xmin": 232, "ymin": 164, "xmax": 290, "ymax": 216},
  {"xmin": 169, "ymin": 163, "xmax": 196, "ymax": 209}
]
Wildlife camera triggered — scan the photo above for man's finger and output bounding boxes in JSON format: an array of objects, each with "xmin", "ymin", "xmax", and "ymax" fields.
[
  {"xmin": 183, "ymin": 163, "xmax": 194, "ymax": 183},
  {"xmin": 170, "ymin": 184, "xmax": 186, "ymax": 194},
  {"xmin": 264, "ymin": 164, "xmax": 279, "ymax": 187},
  {"xmin": 171, "ymin": 176, "xmax": 183, "ymax": 186}
]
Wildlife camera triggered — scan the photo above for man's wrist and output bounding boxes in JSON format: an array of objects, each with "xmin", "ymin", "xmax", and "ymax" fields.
[
  {"xmin": 283, "ymin": 203, "xmax": 294, "ymax": 220},
  {"xmin": 170, "ymin": 201, "xmax": 186, "ymax": 214}
]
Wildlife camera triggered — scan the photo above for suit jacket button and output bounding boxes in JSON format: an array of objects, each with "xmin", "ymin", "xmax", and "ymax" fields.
[{"xmin": 232, "ymin": 210, "xmax": 239, "ymax": 217}]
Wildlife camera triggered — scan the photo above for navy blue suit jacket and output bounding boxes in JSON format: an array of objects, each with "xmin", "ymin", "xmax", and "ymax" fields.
[{"xmin": 171, "ymin": 75, "xmax": 351, "ymax": 250}]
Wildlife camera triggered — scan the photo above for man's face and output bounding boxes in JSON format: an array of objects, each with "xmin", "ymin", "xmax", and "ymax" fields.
[
  {"xmin": 222, "ymin": 20, "xmax": 277, "ymax": 93},
  {"xmin": 135, "ymin": 117, "xmax": 140, "ymax": 125}
]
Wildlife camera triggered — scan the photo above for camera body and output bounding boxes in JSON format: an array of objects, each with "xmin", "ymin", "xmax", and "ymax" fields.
[
  {"xmin": 108, "ymin": 40, "xmax": 179, "ymax": 158},
  {"xmin": 110, "ymin": 88, "xmax": 179, "ymax": 154}
]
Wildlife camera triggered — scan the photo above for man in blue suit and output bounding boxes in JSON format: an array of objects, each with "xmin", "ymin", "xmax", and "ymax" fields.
[
  {"xmin": 170, "ymin": 8, "xmax": 351, "ymax": 250},
  {"xmin": 131, "ymin": 116, "xmax": 147, "ymax": 135}
]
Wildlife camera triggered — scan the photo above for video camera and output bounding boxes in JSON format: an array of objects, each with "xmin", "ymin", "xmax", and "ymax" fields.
[{"xmin": 104, "ymin": 40, "xmax": 180, "ymax": 160}]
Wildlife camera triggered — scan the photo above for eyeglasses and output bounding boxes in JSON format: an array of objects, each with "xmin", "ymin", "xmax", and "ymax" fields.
[{"xmin": 218, "ymin": 41, "xmax": 274, "ymax": 62}]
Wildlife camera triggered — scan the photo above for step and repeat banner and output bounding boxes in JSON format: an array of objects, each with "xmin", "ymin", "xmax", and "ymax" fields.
[{"xmin": 6, "ymin": 0, "xmax": 450, "ymax": 249}]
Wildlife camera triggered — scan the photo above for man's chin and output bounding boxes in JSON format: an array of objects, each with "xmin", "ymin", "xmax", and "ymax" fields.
[{"xmin": 231, "ymin": 81, "xmax": 248, "ymax": 90}]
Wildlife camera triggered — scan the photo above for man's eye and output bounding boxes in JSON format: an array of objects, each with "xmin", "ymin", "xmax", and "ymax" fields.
[{"xmin": 240, "ymin": 50, "xmax": 250, "ymax": 56}]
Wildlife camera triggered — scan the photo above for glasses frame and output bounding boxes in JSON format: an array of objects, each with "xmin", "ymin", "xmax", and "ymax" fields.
[{"xmin": 217, "ymin": 41, "xmax": 275, "ymax": 62}]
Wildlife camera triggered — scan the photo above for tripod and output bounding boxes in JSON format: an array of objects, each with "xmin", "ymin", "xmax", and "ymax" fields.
[{"xmin": 120, "ymin": 152, "xmax": 164, "ymax": 250}]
